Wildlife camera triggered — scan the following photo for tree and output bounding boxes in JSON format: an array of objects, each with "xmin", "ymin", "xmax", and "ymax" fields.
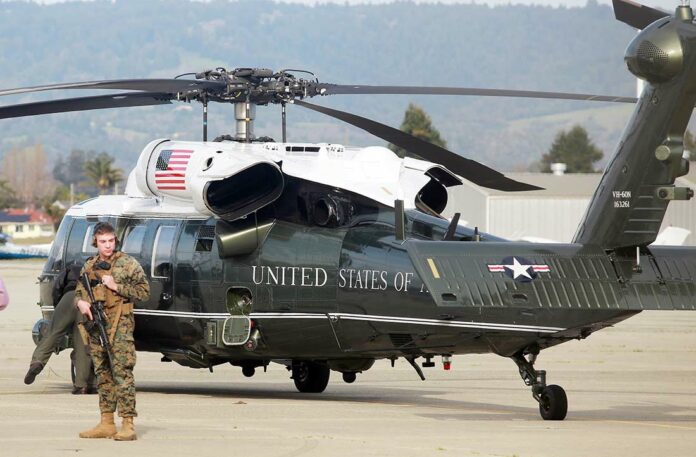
[
  {"xmin": 540, "ymin": 125, "xmax": 603, "ymax": 173},
  {"xmin": 389, "ymin": 104, "xmax": 447, "ymax": 159},
  {"xmin": 84, "ymin": 153, "xmax": 124, "ymax": 195},
  {"xmin": 41, "ymin": 184, "xmax": 88, "ymax": 230},
  {"xmin": 0, "ymin": 179, "xmax": 18, "ymax": 210},
  {"xmin": 54, "ymin": 149, "xmax": 88, "ymax": 187},
  {"xmin": 0, "ymin": 144, "xmax": 56, "ymax": 205}
]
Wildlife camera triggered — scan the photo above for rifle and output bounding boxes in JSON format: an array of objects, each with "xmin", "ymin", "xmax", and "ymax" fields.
[{"xmin": 81, "ymin": 272, "xmax": 114, "ymax": 369}]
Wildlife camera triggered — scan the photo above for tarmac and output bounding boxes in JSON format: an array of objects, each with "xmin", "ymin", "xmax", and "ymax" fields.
[{"xmin": 1, "ymin": 259, "xmax": 696, "ymax": 457}]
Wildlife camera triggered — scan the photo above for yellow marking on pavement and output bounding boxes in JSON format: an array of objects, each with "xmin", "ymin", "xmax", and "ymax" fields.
[{"xmin": 427, "ymin": 258, "xmax": 440, "ymax": 278}]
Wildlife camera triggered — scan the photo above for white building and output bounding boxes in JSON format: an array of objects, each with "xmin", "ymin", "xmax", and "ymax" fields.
[{"xmin": 444, "ymin": 169, "xmax": 696, "ymax": 245}]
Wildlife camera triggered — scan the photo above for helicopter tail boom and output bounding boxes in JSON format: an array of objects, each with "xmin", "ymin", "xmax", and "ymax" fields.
[{"xmin": 573, "ymin": 8, "xmax": 696, "ymax": 251}]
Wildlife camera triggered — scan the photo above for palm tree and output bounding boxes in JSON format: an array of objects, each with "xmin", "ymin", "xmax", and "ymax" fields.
[{"xmin": 84, "ymin": 153, "xmax": 124, "ymax": 195}]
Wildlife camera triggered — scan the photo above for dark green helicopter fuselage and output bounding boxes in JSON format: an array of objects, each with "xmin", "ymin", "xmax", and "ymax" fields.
[{"xmin": 39, "ymin": 203, "xmax": 695, "ymax": 371}]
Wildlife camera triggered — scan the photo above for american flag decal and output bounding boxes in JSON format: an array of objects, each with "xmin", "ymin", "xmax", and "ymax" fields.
[{"xmin": 154, "ymin": 149, "xmax": 193, "ymax": 191}]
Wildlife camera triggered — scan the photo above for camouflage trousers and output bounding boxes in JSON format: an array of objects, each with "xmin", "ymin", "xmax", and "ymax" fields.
[{"xmin": 88, "ymin": 312, "xmax": 137, "ymax": 417}]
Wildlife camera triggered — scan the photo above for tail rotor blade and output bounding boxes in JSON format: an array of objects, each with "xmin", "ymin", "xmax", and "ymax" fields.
[{"xmin": 612, "ymin": 0, "xmax": 669, "ymax": 29}]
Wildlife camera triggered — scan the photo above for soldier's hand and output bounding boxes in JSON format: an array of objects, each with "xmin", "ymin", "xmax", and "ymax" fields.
[
  {"xmin": 101, "ymin": 275, "xmax": 118, "ymax": 292},
  {"xmin": 76, "ymin": 299, "xmax": 93, "ymax": 320}
]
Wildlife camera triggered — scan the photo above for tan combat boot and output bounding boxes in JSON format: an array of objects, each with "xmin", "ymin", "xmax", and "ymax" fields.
[
  {"xmin": 113, "ymin": 417, "xmax": 137, "ymax": 441},
  {"xmin": 79, "ymin": 412, "xmax": 117, "ymax": 439}
]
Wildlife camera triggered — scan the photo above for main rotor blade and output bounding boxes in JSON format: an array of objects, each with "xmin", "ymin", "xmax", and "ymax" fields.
[
  {"xmin": 316, "ymin": 84, "xmax": 637, "ymax": 103},
  {"xmin": 612, "ymin": 0, "xmax": 669, "ymax": 29},
  {"xmin": 293, "ymin": 100, "xmax": 541, "ymax": 192},
  {"xmin": 0, "ymin": 79, "xmax": 226, "ymax": 98},
  {"xmin": 0, "ymin": 92, "xmax": 174, "ymax": 119}
]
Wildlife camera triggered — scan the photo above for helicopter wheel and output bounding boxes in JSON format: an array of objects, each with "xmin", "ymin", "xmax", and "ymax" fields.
[
  {"xmin": 511, "ymin": 350, "xmax": 568, "ymax": 421},
  {"xmin": 538, "ymin": 385, "xmax": 567, "ymax": 421},
  {"xmin": 291, "ymin": 361, "xmax": 330, "ymax": 393}
]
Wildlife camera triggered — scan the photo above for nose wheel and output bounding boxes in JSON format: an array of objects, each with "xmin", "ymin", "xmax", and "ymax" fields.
[
  {"xmin": 511, "ymin": 351, "xmax": 567, "ymax": 420},
  {"xmin": 537, "ymin": 384, "xmax": 567, "ymax": 420}
]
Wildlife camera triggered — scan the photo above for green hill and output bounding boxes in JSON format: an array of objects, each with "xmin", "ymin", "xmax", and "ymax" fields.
[{"xmin": 0, "ymin": 0, "xmax": 638, "ymax": 171}]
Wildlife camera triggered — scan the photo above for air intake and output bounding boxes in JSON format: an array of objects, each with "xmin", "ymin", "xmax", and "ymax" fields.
[{"xmin": 637, "ymin": 40, "xmax": 668, "ymax": 74}]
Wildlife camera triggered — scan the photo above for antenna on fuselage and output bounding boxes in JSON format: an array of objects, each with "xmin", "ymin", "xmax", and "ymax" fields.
[
  {"xmin": 443, "ymin": 213, "xmax": 461, "ymax": 241},
  {"xmin": 281, "ymin": 101, "xmax": 287, "ymax": 143},
  {"xmin": 202, "ymin": 95, "xmax": 208, "ymax": 142}
]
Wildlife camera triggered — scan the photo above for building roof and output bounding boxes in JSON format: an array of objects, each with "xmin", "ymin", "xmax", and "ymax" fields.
[
  {"xmin": 0, "ymin": 208, "xmax": 52, "ymax": 224},
  {"xmin": 468, "ymin": 172, "xmax": 600, "ymax": 197},
  {"xmin": 464, "ymin": 168, "xmax": 696, "ymax": 198},
  {"xmin": 0, "ymin": 213, "xmax": 30, "ymax": 223}
]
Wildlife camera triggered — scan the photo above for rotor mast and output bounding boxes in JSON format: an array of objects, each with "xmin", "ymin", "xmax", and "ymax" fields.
[{"xmin": 234, "ymin": 101, "xmax": 255, "ymax": 142}]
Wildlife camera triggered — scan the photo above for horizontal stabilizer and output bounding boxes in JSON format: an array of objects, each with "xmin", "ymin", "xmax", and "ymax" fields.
[{"xmin": 407, "ymin": 241, "xmax": 696, "ymax": 311}]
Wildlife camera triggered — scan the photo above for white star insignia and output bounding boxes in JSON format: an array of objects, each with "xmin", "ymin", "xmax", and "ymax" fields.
[{"xmin": 504, "ymin": 257, "xmax": 533, "ymax": 280}]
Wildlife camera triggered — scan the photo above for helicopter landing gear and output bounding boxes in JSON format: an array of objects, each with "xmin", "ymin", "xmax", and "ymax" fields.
[
  {"xmin": 511, "ymin": 351, "xmax": 567, "ymax": 421},
  {"xmin": 291, "ymin": 361, "xmax": 330, "ymax": 393}
]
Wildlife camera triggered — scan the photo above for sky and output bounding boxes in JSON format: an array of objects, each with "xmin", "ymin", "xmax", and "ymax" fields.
[
  {"xmin": 285, "ymin": 0, "xmax": 690, "ymax": 8},
  {"xmin": 280, "ymin": 0, "xmax": 683, "ymax": 8},
  {"xmin": 27, "ymin": 0, "xmax": 687, "ymax": 10}
]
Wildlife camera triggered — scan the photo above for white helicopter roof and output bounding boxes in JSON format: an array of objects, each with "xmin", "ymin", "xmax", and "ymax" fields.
[{"xmin": 68, "ymin": 139, "xmax": 460, "ymax": 220}]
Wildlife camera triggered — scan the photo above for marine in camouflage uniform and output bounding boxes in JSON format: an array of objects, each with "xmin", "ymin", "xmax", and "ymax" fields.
[{"xmin": 75, "ymin": 222, "xmax": 149, "ymax": 441}]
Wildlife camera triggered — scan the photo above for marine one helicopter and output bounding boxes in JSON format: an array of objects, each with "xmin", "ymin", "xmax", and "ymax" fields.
[{"xmin": 10, "ymin": 0, "xmax": 696, "ymax": 421}]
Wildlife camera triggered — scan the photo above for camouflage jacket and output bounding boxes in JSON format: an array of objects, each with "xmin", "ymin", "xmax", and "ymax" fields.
[{"xmin": 74, "ymin": 251, "xmax": 150, "ymax": 309}]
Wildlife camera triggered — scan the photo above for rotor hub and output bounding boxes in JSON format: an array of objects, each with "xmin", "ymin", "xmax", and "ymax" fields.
[{"xmin": 189, "ymin": 67, "xmax": 322, "ymax": 106}]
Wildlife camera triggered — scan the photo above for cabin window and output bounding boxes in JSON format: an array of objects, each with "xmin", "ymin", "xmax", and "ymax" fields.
[
  {"xmin": 151, "ymin": 225, "xmax": 176, "ymax": 279},
  {"xmin": 65, "ymin": 219, "xmax": 92, "ymax": 261},
  {"xmin": 122, "ymin": 226, "xmax": 146, "ymax": 255},
  {"xmin": 81, "ymin": 224, "xmax": 97, "ymax": 255}
]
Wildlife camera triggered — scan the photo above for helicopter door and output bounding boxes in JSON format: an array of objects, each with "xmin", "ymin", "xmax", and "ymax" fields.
[
  {"xmin": 173, "ymin": 219, "xmax": 229, "ymax": 343},
  {"xmin": 150, "ymin": 221, "xmax": 176, "ymax": 300},
  {"xmin": 150, "ymin": 224, "xmax": 177, "ymax": 310}
]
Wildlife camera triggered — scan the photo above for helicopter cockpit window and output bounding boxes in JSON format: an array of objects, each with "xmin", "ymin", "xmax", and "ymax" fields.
[
  {"xmin": 44, "ymin": 216, "xmax": 71, "ymax": 272},
  {"xmin": 152, "ymin": 225, "xmax": 176, "ymax": 279},
  {"xmin": 122, "ymin": 226, "xmax": 146, "ymax": 254},
  {"xmin": 81, "ymin": 224, "xmax": 98, "ymax": 255}
]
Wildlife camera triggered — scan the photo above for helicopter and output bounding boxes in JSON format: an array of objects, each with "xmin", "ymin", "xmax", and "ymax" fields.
[{"xmin": 9, "ymin": 0, "xmax": 696, "ymax": 421}]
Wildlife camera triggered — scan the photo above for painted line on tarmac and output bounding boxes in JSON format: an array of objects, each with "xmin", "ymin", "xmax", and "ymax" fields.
[{"xmin": 605, "ymin": 419, "xmax": 696, "ymax": 431}]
